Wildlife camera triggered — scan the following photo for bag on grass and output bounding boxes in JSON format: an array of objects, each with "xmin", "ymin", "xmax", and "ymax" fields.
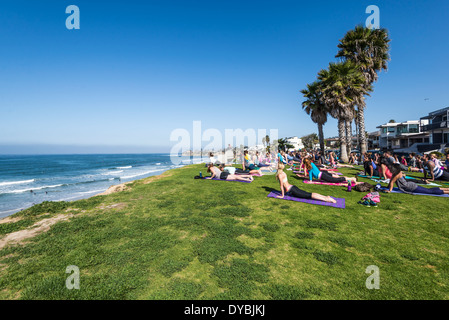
[{"xmin": 354, "ymin": 182, "xmax": 375, "ymax": 192}]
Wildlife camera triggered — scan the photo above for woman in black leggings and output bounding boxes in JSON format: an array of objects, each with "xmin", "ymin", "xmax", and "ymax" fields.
[
  {"xmin": 386, "ymin": 163, "xmax": 449, "ymax": 195},
  {"xmin": 275, "ymin": 164, "xmax": 336, "ymax": 203},
  {"xmin": 303, "ymin": 158, "xmax": 357, "ymax": 184}
]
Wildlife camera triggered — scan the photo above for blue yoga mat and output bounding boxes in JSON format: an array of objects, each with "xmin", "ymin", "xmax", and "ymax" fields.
[{"xmin": 380, "ymin": 187, "xmax": 449, "ymax": 197}]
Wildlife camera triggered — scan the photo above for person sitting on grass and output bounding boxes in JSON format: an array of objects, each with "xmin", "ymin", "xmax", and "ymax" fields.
[
  {"xmin": 363, "ymin": 154, "xmax": 379, "ymax": 177},
  {"xmin": 302, "ymin": 158, "xmax": 357, "ymax": 184},
  {"xmin": 385, "ymin": 163, "xmax": 449, "ymax": 195},
  {"xmin": 423, "ymin": 154, "xmax": 449, "ymax": 182},
  {"xmin": 400, "ymin": 155, "xmax": 408, "ymax": 167},
  {"xmin": 275, "ymin": 163, "xmax": 336, "ymax": 203},
  {"xmin": 430, "ymin": 153, "xmax": 444, "ymax": 169},
  {"xmin": 242, "ymin": 150, "xmax": 260, "ymax": 171},
  {"xmin": 207, "ymin": 163, "xmax": 253, "ymax": 182}
]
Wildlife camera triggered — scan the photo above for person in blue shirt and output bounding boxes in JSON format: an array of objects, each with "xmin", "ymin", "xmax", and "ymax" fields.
[
  {"xmin": 303, "ymin": 158, "xmax": 357, "ymax": 184},
  {"xmin": 445, "ymin": 153, "xmax": 449, "ymax": 170},
  {"xmin": 364, "ymin": 155, "xmax": 379, "ymax": 177},
  {"xmin": 277, "ymin": 151, "xmax": 287, "ymax": 164}
]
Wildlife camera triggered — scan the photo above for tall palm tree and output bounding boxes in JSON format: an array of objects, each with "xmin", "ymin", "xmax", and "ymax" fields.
[
  {"xmin": 318, "ymin": 61, "xmax": 369, "ymax": 163},
  {"xmin": 336, "ymin": 25, "xmax": 391, "ymax": 154},
  {"xmin": 301, "ymin": 81, "xmax": 328, "ymax": 153}
]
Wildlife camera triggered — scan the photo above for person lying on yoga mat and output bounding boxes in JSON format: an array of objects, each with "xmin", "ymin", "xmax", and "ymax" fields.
[
  {"xmin": 275, "ymin": 163, "xmax": 336, "ymax": 203},
  {"xmin": 385, "ymin": 163, "xmax": 449, "ymax": 195},
  {"xmin": 219, "ymin": 165, "xmax": 251, "ymax": 175},
  {"xmin": 327, "ymin": 152, "xmax": 354, "ymax": 168},
  {"xmin": 243, "ymin": 150, "xmax": 273, "ymax": 172},
  {"xmin": 253, "ymin": 151, "xmax": 272, "ymax": 168},
  {"xmin": 406, "ymin": 153, "xmax": 424, "ymax": 173},
  {"xmin": 207, "ymin": 163, "xmax": 254, "ymax": 182},
  {"xmin": 422, "ymin": 154, "xmax": 449, "ymax": 181},
  {"xmin": 287, "ymin": 152, "xmax": 302, "ymax": 164},
  {"xmin": 303, "ymin": 158, "xmax": 357, "ymax": 184}
]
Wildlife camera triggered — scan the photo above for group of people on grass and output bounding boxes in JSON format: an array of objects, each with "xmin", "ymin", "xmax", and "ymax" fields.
[{"xmin": 206, "ymin": 148, "xmax": 449, "ymax": 201}]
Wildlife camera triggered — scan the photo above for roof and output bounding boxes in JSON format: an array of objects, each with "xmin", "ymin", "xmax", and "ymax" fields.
[
  {"xmin": 376, "ymin": 120, "xmax": 421, "ymax": 128},
  {"xmin": 420, "ymin": 106, "xmax": 449, "ymax": 119}
]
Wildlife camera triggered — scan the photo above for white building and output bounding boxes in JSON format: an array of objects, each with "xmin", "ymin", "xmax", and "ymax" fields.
[
  {"xmin": 376, "ymin": 120, "xmax": 429, "ymax": 150},
  {"xmin": 285, "ymin": 136, "xmax": 304, "ymax": 151}
]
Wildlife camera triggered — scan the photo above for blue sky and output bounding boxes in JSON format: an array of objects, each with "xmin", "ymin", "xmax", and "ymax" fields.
[{"xmin": 0, "ymin": 0, "xmax": 448, "ymax": 153}]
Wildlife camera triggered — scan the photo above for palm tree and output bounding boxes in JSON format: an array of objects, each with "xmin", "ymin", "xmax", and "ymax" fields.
[
  {"xmin": 301, "ymin": 81, "xmax": 328, "ymax": 153},
  {"xmin": 336, "ymin": 25, "xmax": 391, "ymax": 154},
  {"xmin": 318, "ymin": 61, "xmax": 369, "ymax": 163},
  {"xmin": 264, "ymin": 135, "xmax": 270, "ymax": 153}
]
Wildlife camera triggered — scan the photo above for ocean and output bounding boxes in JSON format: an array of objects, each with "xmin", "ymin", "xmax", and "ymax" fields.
[{"xmin": 0, "ymin": 154, "xmax": 198, "ymax": 218}]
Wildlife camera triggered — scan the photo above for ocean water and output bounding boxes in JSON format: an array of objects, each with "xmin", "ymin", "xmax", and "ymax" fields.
[{"xmin": 0, "ymin": 154, "xmax": 199, "ymax": 218}]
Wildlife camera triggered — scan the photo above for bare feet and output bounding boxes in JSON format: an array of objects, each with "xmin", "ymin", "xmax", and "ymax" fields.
[{"xmin": 326, "ymin": 196, "xmax": 337, "ymax": 203}]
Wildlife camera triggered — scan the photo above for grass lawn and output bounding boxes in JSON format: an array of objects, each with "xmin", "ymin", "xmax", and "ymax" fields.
[{"xmin": 0, "ymin": 164, "xmax": 448, "ymax": 300}]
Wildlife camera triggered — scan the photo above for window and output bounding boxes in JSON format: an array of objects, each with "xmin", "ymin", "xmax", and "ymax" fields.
[
  {"xmin": 408, "ymin": 124, "xmax": 419, "ymax": 133},
  {"xmin": 388, "ymin": 127, "xmax": 395, "ymax": 133}
]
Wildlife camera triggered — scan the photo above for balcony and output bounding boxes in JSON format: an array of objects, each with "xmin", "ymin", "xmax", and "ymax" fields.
[{"xmin": 422, "ymin": 121, "xmax": 449, "ymax": 132}]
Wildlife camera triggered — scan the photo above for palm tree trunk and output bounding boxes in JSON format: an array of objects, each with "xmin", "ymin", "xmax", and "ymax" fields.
[
  {"xmin": 357, "ymin": 108, "xmax": 368, "ymax": 153},
  {"xmin": 338, "ymin": 119, "xmax": 349, "ymax": 163},
  {"xmin": 345, "ymin": 119, "xmax": 352, "ymax": 156},
  {"xmin": 318, "ymin": 123, "xmax": 325, "ymax": 153}
]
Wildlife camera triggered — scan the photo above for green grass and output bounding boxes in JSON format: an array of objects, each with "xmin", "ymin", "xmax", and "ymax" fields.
[{"xmin": 0, "ymin": 164, "xmax": 448, "ymax": 300}]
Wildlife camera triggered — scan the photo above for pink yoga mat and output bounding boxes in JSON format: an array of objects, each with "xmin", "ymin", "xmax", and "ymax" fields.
[{"xmin": 294, "ymin": 171, "xmax": 342, "ymax": 175}]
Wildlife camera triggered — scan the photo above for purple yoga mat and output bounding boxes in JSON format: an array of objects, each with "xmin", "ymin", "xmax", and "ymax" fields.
[
  {"xmin": 267, "ymin": 191, "xmax": 345, "ymax": 208},
  {"xmin": 204, "ymin": 177, "xmax": 253, "ymax": 183}
]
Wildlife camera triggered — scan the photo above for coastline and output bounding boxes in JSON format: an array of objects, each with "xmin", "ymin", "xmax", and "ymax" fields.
[{"xmin": 0, "ymin": 160, "xmax": 192, "ymax": 220}]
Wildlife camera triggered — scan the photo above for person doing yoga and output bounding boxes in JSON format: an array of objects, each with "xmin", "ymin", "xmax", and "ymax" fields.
[
  {"xmin": 303, "ymin": 158, "xmax": 357, "ymax": 184},
  {"xmin": 385, "ymin": 163, "xmax": 449, "ymax": 195},
  {"xmin": 423, "ymin": 154, "xmax": 449, "ymax": 181},
  {"xmin": 275, "ymin": 163, "xmax": 336, "ymax": 203},
  {"xmin": 364, "ymin": 156, "xmax": 379, "ymax": 177},
  {"xmin": 207, "ymin": 163, "xmax": 254, "ymax": 182},
  {"xmin": 219, "ymin": 165, "xmax": 250, "ymax": 175}
]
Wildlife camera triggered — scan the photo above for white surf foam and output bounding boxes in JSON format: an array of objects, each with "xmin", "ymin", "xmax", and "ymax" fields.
[
  {"xmin": 7, "ymin": 184, "xmax": 64, "ymax": 194},
  {"xmin": 0, "ymin": 179, "xmax": 35, "ymax": 187}
]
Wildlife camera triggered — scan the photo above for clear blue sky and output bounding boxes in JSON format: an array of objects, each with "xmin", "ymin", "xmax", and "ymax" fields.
[{"xmin": 1, "ymin": 0, "xmax": 448, "ymax": 153}]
